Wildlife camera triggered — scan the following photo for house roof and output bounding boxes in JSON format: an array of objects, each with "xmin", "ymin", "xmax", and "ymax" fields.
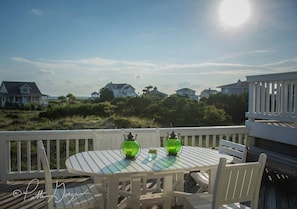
[
  {"xmin": 176, "ymin": 88, "xmax": 196, "ymax": 93},
  {"xmin": 200, "ymin": 88, "xmax": 218, "ymax": 94},
  {"xmin": 150, "ymin": 87, "xmax": 168, "ymax": 97},
  {"xmin": 105, "ymin": 82, "xmax": 135, "ymax": 90},
  {"xmin": 1, "ymin": 81, "xmax": 42, "ymax": 95},
  {"xmin": 217, "ymin": 80, "xmax": 248, "ymax": 89}
]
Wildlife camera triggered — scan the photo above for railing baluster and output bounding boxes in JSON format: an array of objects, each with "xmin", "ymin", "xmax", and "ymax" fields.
[
  {"xmin": 205, "ymin": 135, "xmax": 209, "ymax": 148},
  {"xmin": 256, "ymin": 82, "xmax": 261, "ymax": 113},
  {"xmin": 56, "ymin": 140, "xmax": 60, "ymax": 170},
  {"xmin": 260, "ymin": 81, "xmax": 265, "ymax": 113},
  {"xmin": 232, "ymin": 134, "xmax": 236, "ymax": 142},
  {"xmin": 8, "ymin": 141, "xmax": 11, "ymax": 173},
  {"xmin": 27, "ymin": 141, "xmax": 31, "ymax": 171},
  {"xmin": 184, "ymin": 135, "xmax": 188, "ymax": 146},
  {"xmin": 46, "ymin": 140, "xmax": 51, "ymax": 170},
  {"xmin": 283, "ymin": 81, "xmax": 288, "ymax": 115},
  {"xmin": 85, "ymin": 139, "xmax": 88, "ymax": 151},
  {"xmin": 37, "ymin": 141, "xmax": 41, "ymax": 171},
  {"xmin": 76, "ymin": 139, "xmax": 79, "ymax": 153},
  {"xmin": 66, "ymin": 139, "xmax": 70, "ymax": 159},
  {"xmin": 212, "ymin": 135, "xmax": 216, "ymax": 148},
  {"xmin": 293, "ymin": 81, "xmax": 297, "ymax": 114},
  {"xmin": 198, "ymin": 135, "xmax": 202, "ymax": 147},
  {"xmin": 265, "ymin": 81, "xmax": 270, "ymax": 113},
  {"xmin": 17, "ymin": 141, "xmax": 21, "ymax": 172},
  {"xmin": 277, "ymin": 81, "xmax": 282, "ymax": 114},
  {"xmin": 288, "ymin": 81, "xmax": 292, "ymax": 114},
  {"xmin": 271, "ymin": 82, "xmax": 276, "ymax": 114},
  {"xmin": 238, "ymin": 134, "xmax": 243, "ymax": 144}
]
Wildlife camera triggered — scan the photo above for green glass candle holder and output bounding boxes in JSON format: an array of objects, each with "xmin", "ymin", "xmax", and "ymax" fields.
[
  {"xmin": 165, "ymin": 131, "xmax": 182, "ymax": 156},
  {"xmin": 121, "ymin": 132, "xmax": 140, "ymax": 160}
]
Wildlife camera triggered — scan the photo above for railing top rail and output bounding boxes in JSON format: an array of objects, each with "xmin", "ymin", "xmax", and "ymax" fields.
[
  {"xmin": 0, "ymin": 126, "xmax": 249, "ymax": 141},
  {"xmin": 0, "ymin": 129, "xmax": 95, "ymax": 141},
  {"xmin": 0, "ymin": 126, "xmax": 248, "ymax": 134},
  {"xmin": 247, "ymin": 71, "xmax": 297, "ymax": 82}
]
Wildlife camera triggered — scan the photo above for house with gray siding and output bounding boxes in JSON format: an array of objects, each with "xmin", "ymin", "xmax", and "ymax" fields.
[{"xmin": 0, "ymin": 81, "xmax": 47, "ymax": 108}]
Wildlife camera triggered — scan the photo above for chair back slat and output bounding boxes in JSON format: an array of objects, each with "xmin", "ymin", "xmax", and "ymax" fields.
[
  {"xmin": 213, "ymin": 153, "xmax": 267, "ymax": 209},
  {"xmin": 133, "ymin": 129, "xmax": 161, "ymax": 148},
  {"xmin": 219, "ymin": 139, "xmax": 247, "ymax": 163},
  {"xmin": 94, "ymin": 130, "xmax": 124, "ymax": 150},
  {"xmin": 94, "ymin": 129, "xmax": 160, "ymax": 150}
]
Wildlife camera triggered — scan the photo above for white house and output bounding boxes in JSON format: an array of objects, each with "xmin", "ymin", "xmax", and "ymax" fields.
[
  {"xmin": 0, "ymin": 81, "xmax": 47, "ymax": 108},
  {"xmin": 91, "ymin": 91, "xmax": 99, "ymax": 100},
  {"xmin": 200, "ymin": 88, "xmax": 218, "ymax": 99},
  {"xmin": 146, "ymin": 87, "xmax": 168, "ymax": 98},
  {"xmin": 176, "ymin": 88, "xmax": 198, "ymax": 101},
  {"xmin": 103, "ymin": 82, "xmax": 137, "ymax": 98},
  {"xmin": 217, "ymin": 79, "xmax": 248, "ymax": 95}
]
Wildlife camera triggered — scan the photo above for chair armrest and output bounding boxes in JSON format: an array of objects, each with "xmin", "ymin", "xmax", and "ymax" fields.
[
  {"xmin": 167, "ymin": 191, "xmax": 192, "ymax": 197},
  {"xmin": 168, "ymin": 191, "xmax": 212, "ymax": 197}
]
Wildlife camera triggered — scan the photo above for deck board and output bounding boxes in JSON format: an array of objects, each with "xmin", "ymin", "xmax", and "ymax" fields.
[{"xmin": 0, "ymin": 170, "xmax": 296, "ymax": 209}]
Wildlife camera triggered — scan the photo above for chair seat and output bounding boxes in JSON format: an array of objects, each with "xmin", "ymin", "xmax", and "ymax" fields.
[
  {"xmin": 53, "ymin": 183, "xmax": 104, "ymax": 209},
  {"xmin": 184, "ymin": 195, "xmax": 251, "ymax": 209},
  {"xmin": 190, "ymin": 171, "xmax": 209, "ymax": 187}
]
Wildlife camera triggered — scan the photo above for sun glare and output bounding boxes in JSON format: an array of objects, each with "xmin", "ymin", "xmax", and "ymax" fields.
[{"xmin": 219, "ymin": 0, "xmax": 251, "ymax": 27}]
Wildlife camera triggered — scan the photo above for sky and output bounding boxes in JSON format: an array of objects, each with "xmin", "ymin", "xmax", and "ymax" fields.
[{"xmin": 1, "ymin": 0, "xmax": 297, "ymax": 97}]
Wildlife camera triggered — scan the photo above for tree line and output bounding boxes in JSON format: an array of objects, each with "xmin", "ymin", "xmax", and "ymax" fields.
[{"xmin": 40, "ymin": 91, "xmax": 248, "ymax": 128}]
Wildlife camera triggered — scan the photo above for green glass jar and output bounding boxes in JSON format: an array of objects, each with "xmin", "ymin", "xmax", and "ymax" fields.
[
  {"xmin": 165, "ymin": 131, "xmax": 182, "ymax": 156},
  {"xmin": 121, "ymin": 132, "xmax": 140, "ymax": 160}
]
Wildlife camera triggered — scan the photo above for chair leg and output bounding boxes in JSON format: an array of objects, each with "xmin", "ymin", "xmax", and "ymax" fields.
[{"xmin": 197, "ymin": 184, "xmax": 208, "ymax": 193}]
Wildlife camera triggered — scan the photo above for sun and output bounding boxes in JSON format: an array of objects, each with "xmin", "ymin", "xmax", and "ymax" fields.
[{"xmin": 219, "ymin": 0, "xmax": 251, "ymax": 27}]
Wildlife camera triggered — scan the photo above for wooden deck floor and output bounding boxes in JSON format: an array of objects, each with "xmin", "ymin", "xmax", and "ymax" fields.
[{"xmin": 0, "ymin": 169, "xmax": 296, "ymax": 209}]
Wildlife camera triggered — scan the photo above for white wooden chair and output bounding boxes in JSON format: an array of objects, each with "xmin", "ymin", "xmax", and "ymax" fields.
[
  {"xmin": 93, "ymin": 129, "xmax": 161, "ymax": 150},
  {"xmin": 37, "ymin": 140, "xmax": 104, "ymax": 209},
  {"xmin": 93, "ymin": 129, "xmax": 162, "ymax": 193},
  {"xmin": 190, "ymin": 139, "xmax": 247, "ymax": 192},
  {"xmin": 93, "ymin": 129, "xmax": 164, "ymax": 207},
  {"xmin": 183, "ymin": 153, "xmax": 267, "ymax": 209}
]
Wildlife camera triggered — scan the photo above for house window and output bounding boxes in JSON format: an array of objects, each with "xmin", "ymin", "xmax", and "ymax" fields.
[{"xmin": 22, "ymin": 87, "xmax": 29, "ymax": 93}]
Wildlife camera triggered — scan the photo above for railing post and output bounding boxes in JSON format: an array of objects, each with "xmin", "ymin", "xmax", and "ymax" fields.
[
  {"xmin": 0, "ymin": 134, "xmax": 9, "ymax": 183},
  {"xmin": 248, "ymin": 81, "xmax": 255, "ymax": 118}
]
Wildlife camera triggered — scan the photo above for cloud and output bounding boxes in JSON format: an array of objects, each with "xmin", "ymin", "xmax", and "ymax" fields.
[
  {"xmin": 38, "ymin": 69, "xmax": 55, "ymax": 75},
  {"xmin": 10, "ymin": 56, "xmax": 297, "ymax": 96},
  {"xmin": 29, "ymin": 8, "xmax": 44, "ymax": 16},
  {"xmin": 215, "ymin": 49, "xmax": 275, "ymax": 61},
  {"xmin": 12, "ymin": 56, "xmax": 297, "ymax": 77}
]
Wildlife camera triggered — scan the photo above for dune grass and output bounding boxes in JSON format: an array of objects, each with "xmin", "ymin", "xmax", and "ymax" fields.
[{"xmin": 0, "ymin": 110, "xmax": 158, "ymax": 131}]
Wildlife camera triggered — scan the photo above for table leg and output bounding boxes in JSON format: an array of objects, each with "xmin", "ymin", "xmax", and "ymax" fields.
[
  {"xmin": 174, "ymin": 172, "xmax": 184, "ymax": 205},
  {"xmin": 208, "ymin": 167, "xmax": 217, "ymax": 193},
  {"xmin": 130, "ymin": 177, "xmax": 141, "ymax": 209},
  {"xmin": 106, "ymin": 175, "xmax": 119, "ymax": 209},
  {"xmin": 162, "ymin": 174, "xmax": 173, "ymax": 209}
]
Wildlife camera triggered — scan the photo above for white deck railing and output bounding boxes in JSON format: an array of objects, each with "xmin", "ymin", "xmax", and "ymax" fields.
[
  {"xmin": 0, "ymin": 126, "xmax": 248, "ymax": 183},
  {"xmin": 246, "ymin": 71, "xmax": 297, "ymax": 122}
]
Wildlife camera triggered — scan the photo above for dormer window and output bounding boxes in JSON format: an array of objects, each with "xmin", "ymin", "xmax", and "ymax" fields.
[
  {"xmin": 20, "ymin": 84, "xmax": 31, "ymax": 94},
  {"xmin": 22, "ymin": 87, "xmax": 29, "ymax": 93}
]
